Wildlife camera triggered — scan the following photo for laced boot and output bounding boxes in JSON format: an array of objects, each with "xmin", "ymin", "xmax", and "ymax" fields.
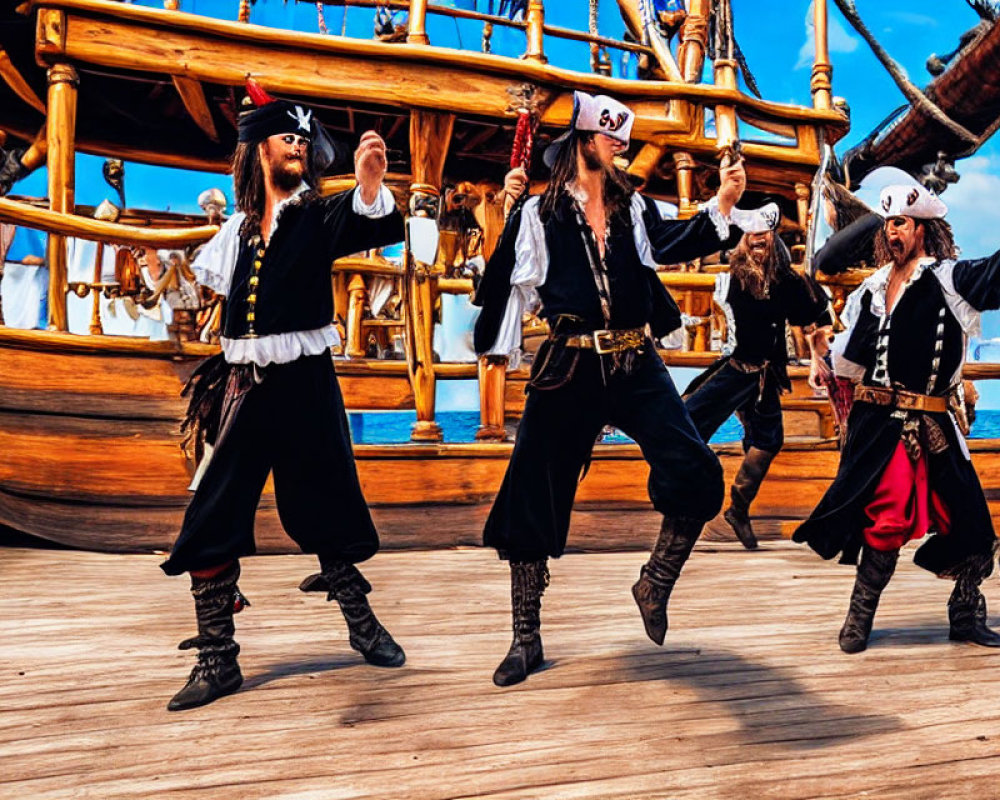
[
  {"xmin": 493, "ymin": 560, "xmax": 549, "ymax": 687},
  {"xmin": 948, "ymin": 553, "xmax": 1000, "ymax": 647},
  {"xmin": 632, "ymin": 517, "xmax": 703, "ymax": 645},
  {"xmin": 839, "ymin": 545, "xmax": 899, "ymax": 654},
  {"xmin": 722, "ymin": 447, "xmax": 776, "ymax": 550},
  {"xmin": 168, "ymin": 562, "xmax": 248, "ymax": 711},
  {"xmin": 300, "ymin": 559, "xmax": 405, "ymax": 667}
]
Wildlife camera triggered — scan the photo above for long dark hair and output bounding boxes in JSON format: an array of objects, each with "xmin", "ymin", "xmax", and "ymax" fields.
[
  {"xmin": 872, "ymin": 217, "xmax": 958, "ymax": 265},
  {"xmin": 539, "ymin": 131, "xmax": 635, "ymax": 223},
  {"xmin": 729, "ymin": 233, "xmax": 794, "ymax": 299},
  {"xmin": 231, "ymin": 139, "xmax": 320, "ymax": 236}
]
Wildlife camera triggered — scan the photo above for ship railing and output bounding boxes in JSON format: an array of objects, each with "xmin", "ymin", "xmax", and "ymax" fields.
[{"xmin": 300, "ymin": 0, "xmax": 655, "ymax": 75}]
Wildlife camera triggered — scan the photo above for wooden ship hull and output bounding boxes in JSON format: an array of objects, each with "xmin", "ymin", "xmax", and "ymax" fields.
[{"xmin": 1, "ymin": 0, "xmax": 998, "ymax": 553}]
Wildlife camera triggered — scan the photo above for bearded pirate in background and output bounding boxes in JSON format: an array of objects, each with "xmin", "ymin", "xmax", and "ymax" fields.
[
  {"xmin": 474, "ymin": 90, "xmax": 750, "ymax": 686},
  {"xmin": 684, "ymin": 205, "xmax": 832, "ymax": 549},
  {"xmin": 796, "ymin": 182, "xmax": 1000, "ymax": 653},
  {"xmin": 161, "ymin": 85, "xmax": 406, "ymax": 711}
]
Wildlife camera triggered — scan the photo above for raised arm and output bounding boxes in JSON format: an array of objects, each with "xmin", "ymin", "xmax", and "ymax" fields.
[
  {"xmin": 641, "ymin": 159, "xmax": 746, "ymax": 264},
  {"xmin": 949, "ymin": 249, "xmax": 1000, "ymax": 311},
  {"xmin": 813, "ymin": 212, "xmax": 881, "ymax": 276},
  {"xmin": 325, "ymin": 131, "xmax": 404, "ymax": 260}
]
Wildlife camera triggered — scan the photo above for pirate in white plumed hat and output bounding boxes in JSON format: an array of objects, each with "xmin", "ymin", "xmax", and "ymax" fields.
[
  {"xmin": 683, "ymin": 202, "xmax": 832, "ymax": 550},
  {"xmin": 472, "ymin": 88, "xmax": 757, "ymax": 686},
  {"xmin": 796, "ymin": 176, "xmax": 1000, "ymax": 654},
  {"xmin": 160, "ymin": 79, "xmax": 408, "ymax": 712}
]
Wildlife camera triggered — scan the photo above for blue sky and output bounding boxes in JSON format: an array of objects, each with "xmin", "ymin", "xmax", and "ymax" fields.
[{"xmin": 10, "ymin": 0, "xmax": 1000, "ymax": 401}]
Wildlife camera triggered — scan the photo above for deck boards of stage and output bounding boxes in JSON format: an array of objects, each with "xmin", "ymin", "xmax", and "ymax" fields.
[{"xmin": 2, "ymin": 541, "xmax": 1000, "ymax": 800}]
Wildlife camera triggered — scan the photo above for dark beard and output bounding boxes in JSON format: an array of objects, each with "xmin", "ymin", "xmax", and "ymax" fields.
[
  {"xmin": 729, "ymin": 248, "xmax": 772, "ymax": 300},
  {"xmin": 270, "ymin": 158, "xmax": 304, "ymax": 192},
  {"xmin": 889, "ymin": 237, "xmax": 918, "ymax": 265}
]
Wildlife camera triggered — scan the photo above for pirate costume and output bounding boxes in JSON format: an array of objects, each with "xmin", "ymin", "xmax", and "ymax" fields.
[
  {"xmin": 684, "ymin": 204, "xmax": 832, "ymax": 549},
  {"xmin": 793, "ymin": 182, "xmax": 1000, "ymax": 653},
  {"xmin": 162, "ymin": 94, "xmax": 406, "ymax": 710},
  {"xmin": 474, "ymin": 91, "xmax": 747, "ymax": 685}
]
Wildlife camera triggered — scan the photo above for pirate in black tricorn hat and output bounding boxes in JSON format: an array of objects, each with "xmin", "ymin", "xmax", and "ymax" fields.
[
  {"xmin": 473, "ymin": 89, "xmax": 753, "ymax": 686},
  {"xmin": 160, "ymin": 80, "xmax": 406, "ymax": 711}
]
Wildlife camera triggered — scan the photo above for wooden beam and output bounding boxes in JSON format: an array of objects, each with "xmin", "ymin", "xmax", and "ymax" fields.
[
  {"xmin": 31, "ymin": 0, "xmax": 847, "ymax": 140},
  {"xmin": 45, "ymin": 63, "xmax": 77, "ymax": 332},
  {"xmin": 0, "ymin": 196, "xmax": 218, "ymax": 247},
  {"xmin": 171, "ymin": 75, "xmax": 219, "ymax": 142},
  {"xmin": 405, "ymin": 109, "xmax": 455, "ymax": 442},
  {"xmin": 0, "ymin": 48, "xmax": 46, "ymax": 114}
]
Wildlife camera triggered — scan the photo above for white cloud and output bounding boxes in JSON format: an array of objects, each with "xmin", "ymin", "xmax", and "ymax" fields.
[
  {"xmin": 940, "ymin": 154, "xmax": 1000, "ymax": 257},
  {"xmin": 796, "ymin": 1, "xmax": 860, "ymax": 70}
]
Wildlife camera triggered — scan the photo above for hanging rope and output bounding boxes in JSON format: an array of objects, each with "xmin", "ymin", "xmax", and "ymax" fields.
[
  {"xmin": 316, "ymin": 1, "xmax": 328, "ymax": 34},
  {"xmin": 589, "ymin": 0, "xmax": 611, "ymax": 74},
  {"xmin": 832, "ymin": 0, "xmax": 979, "ymax": 146}
]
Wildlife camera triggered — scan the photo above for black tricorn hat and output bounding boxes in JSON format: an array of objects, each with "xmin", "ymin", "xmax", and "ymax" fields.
[{"xmin": 238, "ymin": 79, "xmax": 345, "ymax": 173}]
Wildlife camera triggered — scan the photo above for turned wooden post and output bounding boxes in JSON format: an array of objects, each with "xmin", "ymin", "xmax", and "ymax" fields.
[
  {"xmin": 476, "ymin": 355, "xmax": 508, "ymax": 440},
  {"xmin": 673, "ymin": 151, "xmax": 697, "ymax": 219},
  {"xmin": 45, "ymin": 64, "xmax": 78, "ymax": 332},
  {"xmin": 679, "ymin": 0, "xmax": 710, "ymax": 82},
  {"xmin": 332, "ymin": 271, "xmax": 349, "ymax": 355},
  {"xmin": 406, "ymin": 110, "xmax": 455, "ymax": 442},
  {"xmin": 346, "ymin": 273, "xmax": 367, "ymax": 358},
  {"xmin": 811, "ymin": 0, "xmax": 832, "ymax": 110},
  {"xmin": 795, "ymin": 182, "xmax": 811, "ymax": 237},
  {"xmin": 712, "ymin": 58, "xmax": 739, "ymax": 147},
  {"xmin": 89, "ymin": 241, "xmax": 104, "ymax": 335},
  {"xmin": 524, "ymin": 0, "xmax": 546, "ymax": 63},
  {"xmin": 407, "ymin": 0, "xmax": 430, "ymax": 45}
]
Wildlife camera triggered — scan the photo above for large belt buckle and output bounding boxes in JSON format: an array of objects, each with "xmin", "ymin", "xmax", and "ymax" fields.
[
  {"xmin": 896, "ymin": 390, "xmax": 918, "ymax": 411},
  {"xmin": 593, "ymin": 329, "xmax": 616, "ymax": 355}
]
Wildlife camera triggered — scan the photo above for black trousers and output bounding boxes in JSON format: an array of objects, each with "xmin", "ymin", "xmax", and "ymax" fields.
[
  {"xmin": 483, "ymin": 347, "xmax": 724, "ymax": 561},
  {"xmin": 684, "ymin": 360, "xmax": 784, "ymax": 454},
  {"xmin": 161, "ymin": 353, "xmax": 378, "ymax": 575}
]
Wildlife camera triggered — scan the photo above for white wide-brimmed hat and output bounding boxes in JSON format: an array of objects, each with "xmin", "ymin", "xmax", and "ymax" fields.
[
  {"xmin": 543, "ymin": 90, "xmax": 635, "ymax": 168},
  {"xmin": 879, "ymin": 183, "xmax": 947, "ymax": 219}
]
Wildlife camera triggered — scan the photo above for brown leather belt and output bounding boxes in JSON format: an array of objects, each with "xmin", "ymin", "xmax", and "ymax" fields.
[
  {"xmin": 562, "ymin": 328, "xmax": 647, "ymax": 355},
  {"xmin": 853, "ymin": 384, "xmax": 949, "ymax": 413}
]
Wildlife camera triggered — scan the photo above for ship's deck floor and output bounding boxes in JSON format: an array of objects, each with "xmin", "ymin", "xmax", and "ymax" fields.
[{"xmin": 3, "ymin": 540, "xmax": 1000, "ymax": 799}]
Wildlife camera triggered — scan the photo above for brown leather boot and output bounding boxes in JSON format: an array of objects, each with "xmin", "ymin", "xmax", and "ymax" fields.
[
  {"xmin": 948, "ymin": 553, "xmax": 1000, "ymax": 647},
  {"xmin": 168, "ymin": 562, "xmax": 247, "ymax": 711},
  {"xmin": 493, "ymin": 560, "xmax": 549, "ymax": 687},
  {"xmin": 300, "ymin": 559, "xmax": 405, "ymax": 667},
  {"xmin": 632, "ymin": 517, "xmax": 702, "ymax": 645},
  {"xmin": 722, "ymin": 447, "xmax": 777, "ymax": 550},
  {"xmin": 839, "ymin": 545, "xmax": 899, "ymax": 654}
]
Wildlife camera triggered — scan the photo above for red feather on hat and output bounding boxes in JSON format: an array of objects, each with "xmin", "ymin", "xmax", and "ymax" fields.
[{"xmin": 245, "ymin": 76, "xmax": 276, "ymax": 107}]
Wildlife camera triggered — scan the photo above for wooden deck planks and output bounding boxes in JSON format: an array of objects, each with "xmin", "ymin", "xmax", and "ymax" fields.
[{"xmin": 2, "ymin": 542, "xmax": 1000, "ymax": 799}]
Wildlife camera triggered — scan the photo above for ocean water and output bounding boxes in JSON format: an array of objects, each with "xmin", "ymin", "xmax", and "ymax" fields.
[{"xmin": 348, "ymin": 409, "xmax": 1000, "ymax": 445}]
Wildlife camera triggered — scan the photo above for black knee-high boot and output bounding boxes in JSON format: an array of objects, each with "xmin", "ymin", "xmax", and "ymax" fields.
[
  {"xmin": 839, "ymin": 545, "xmax": 899, "ymax": 654},
  {"xmin": 168, "ymin": 562, "xmax": 247, "ymax": 711},
  {"xmin": 723, "ymin": 447, "xmax": 777, "ymax": 550},
  {"xmin": 631, "ymin": 517, "xmax": 703, "ymax": 645},
  {"xmin": 493, "ymin": 559, "xmax": 549, "ymax": 687},
  {"xmin": 948, "ymin": 552, "xmax": 1000, "ymax": 647},
  {"xmin": 300, "ymin": 559, "xmax": 405, "ymax": 667}
]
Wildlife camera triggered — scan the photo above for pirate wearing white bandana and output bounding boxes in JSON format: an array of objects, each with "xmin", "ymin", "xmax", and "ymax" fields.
[
  {"xmin": 473, "ymin": 90, "xmax": 750, "ymax": 686},
  {"xmin": 684, "ymin": 204, "xmax": 832, "ymax": 550},
  {"xmin": 796, "ymin": 181, "xmax": 1000, "ymax": 654},
  {"xmin": 161, "ymin": 87, "xmax": 406, "ymax": 711}
]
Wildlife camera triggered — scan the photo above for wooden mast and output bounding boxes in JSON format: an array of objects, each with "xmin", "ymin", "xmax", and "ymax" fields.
[
  {"xmin": 811, "ymin": 0, "xmax": 833, "ymax": 111},
  {"xmin": 45, "ymin": 63, "xmax": 78, "ymax": 332},
  {"xmin": 406, "ymin": 110, "xmax": 455, "ymax": 442},
  {"xmin": 678, "ymin": 0, "xmax": 710, "ymax": 82},
  {"xmin": 524, "ymin": 0, "xmax": 546, "ymax": 63}
]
